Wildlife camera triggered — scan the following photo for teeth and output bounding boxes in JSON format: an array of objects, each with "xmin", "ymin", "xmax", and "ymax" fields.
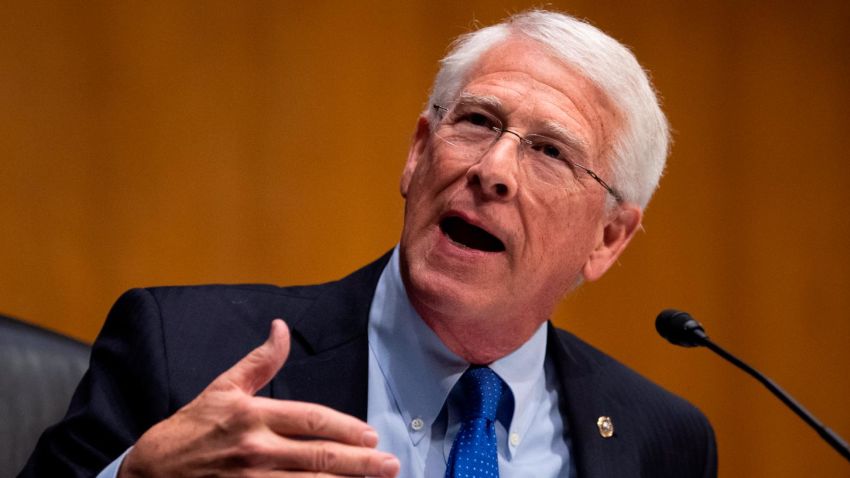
[{"xmin": 440, "ymin": 217, "xmax": 505, "ymax": 252}]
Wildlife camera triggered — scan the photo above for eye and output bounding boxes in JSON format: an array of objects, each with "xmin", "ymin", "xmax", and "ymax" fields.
[
  {"xmin": 466, "ymin": 112, "xmax": 490, "ymax": 127},
  {"xmin": 456, "ymin": 110, "xmax": 499, "ymax": 130},
  {"xmin": 531, "ymin": 141, "xmax": 563, "ymax": 161}
]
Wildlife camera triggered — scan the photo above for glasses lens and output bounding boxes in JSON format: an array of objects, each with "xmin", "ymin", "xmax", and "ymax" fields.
[
  {"xmin": 433, "ymin": 104, "xmax": 619, "ymax": 200},
  {"xmin": 435, "ymin": 108, "xmax": 501, "ymax": 160},
  {"xmin": 522, "ymin": 134, "xmax": 584, "ymax": 187}
]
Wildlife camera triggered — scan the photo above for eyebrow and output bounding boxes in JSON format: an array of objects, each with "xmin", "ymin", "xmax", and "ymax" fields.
[
  {"xmin": 455, "ymin": 92, "xmax": 591, "ymax": 162},
  {"xmin": 456, "ymin": 92, "xmax": 503, "ymax": 110}
]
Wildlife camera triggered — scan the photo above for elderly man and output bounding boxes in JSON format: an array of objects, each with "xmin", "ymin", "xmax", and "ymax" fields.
[{"xmin": 22, "ymin": 10, "xmax": 716, "ymax": 478}]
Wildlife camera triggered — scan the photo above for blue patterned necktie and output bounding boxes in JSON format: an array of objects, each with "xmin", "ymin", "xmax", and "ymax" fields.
[{"xmin": 445, "ymin": 366, "xmax": 505, "ymax": 478}]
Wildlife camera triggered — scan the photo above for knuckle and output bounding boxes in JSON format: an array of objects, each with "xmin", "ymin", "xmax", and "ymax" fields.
[
  {"xmin": 240, "ymin": 434, "xmax": 267, "ymax": 455},
  {"xmin": 303, "ymin": 406, "xmax": 328, "ymax": 434},
  {"xmin": 221, "ymin": 398, "xmax": 262, "ymax": 432},
  {"xmin": 229, "ymin": 434, "xmax": 269, "ymax": 468},
  {"xmin": 310, "ymin": 442, "xmax": 338, "ymax": 471}
]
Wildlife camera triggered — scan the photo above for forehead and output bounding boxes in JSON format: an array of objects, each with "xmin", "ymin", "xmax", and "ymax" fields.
[{"xmin": 459, "ymin": 36, "xmax": 620, "ymax": 164}]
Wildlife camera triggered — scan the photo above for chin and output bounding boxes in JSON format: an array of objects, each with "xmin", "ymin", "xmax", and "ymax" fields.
[{"xmin": 403, "ymin": 262, "xmax": 497, "ymax": 318}]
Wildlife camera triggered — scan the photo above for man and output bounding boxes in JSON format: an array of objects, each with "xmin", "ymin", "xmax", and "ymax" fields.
[{"xmin": 22, "ymin": 10, "xmax": 716, "ymax": 477}]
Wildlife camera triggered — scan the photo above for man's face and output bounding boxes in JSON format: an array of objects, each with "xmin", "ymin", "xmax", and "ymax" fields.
[{"xmin": 399, "ymin": 37, "xmax": 641, "ymax": 348}]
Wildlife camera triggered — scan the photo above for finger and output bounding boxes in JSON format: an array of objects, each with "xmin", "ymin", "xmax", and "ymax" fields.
[
  {"xmin": 260, "ymin": 472, "xmax": 391, "ymax": 478},
  {"xmin": 275, "ymin": 438, "xmax": 400, "ymax": 477},
  {"xmin": 254, "ymin": 398, "xmax": 379, "ymax": 447},
  {"xmin": 212, "ymin": 319, "xmax": 291, "ymax": 395},
  {"xmin": 259, "ymin": 474, "xmax": 347, "ymax": 478}
]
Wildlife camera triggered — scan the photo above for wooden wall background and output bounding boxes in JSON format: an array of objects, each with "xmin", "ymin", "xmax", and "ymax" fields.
[{"xmin": 2, "ymin": 1, "xmax": 848, "ymax": 476}]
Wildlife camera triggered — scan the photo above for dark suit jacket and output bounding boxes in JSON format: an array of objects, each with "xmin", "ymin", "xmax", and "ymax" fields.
[{"xmin": 21, "ymin": 253, "xmax": 717, "ymax": 477}]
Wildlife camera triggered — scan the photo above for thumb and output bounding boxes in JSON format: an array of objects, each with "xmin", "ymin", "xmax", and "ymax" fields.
[{"xmin": 212, "ymin": 319, "xmax": 291, "ymax": 395}]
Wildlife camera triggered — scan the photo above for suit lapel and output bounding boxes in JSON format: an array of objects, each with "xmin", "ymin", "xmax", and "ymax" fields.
[
  {"xmin": 548, "ymin": 324, "xmax": 640, "ymax": 477},
  {"xmin": 270, "ymin": 251, "xmax": 392, "ymax": 422},
  {"xmin": 276, "ymin": 339, "xmax": 370, "ymax": 420},
  {"xmin": 266, "ymin": 254, "xmax": 642, "ymax": 475}
]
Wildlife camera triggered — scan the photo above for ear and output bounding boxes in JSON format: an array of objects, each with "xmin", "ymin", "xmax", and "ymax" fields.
[
  {"xmin": 400, "ymin": 116, "xmax": 431, "ymax": 198},
  {"xmin": 582, "ymin": 204, "xmax": 642, "ymax": 282}
]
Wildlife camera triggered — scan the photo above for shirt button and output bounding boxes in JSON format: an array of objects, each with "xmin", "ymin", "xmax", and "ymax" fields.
[
  {"xmin": 510, "ymin": 432, "xmax": 521, "ymax": 446},
  {"xmin": 410, "ymin": 417, "xmax": 424, "ymax": 431}
]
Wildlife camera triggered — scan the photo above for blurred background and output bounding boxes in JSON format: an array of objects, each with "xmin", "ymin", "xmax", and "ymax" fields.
[{"xmin": 2, "ymin": 0, "xmax": 849, "ymax": 475}]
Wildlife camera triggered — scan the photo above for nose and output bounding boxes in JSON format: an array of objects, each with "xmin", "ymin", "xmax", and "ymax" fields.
[{"xmin": 465, "ymin": 134, "xmax": 520, "ymax": 201}]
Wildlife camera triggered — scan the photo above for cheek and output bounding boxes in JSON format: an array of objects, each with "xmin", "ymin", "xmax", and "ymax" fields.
[
  {"xmin": 525, "ymin": 194, "xmax": 604, "ymax": 260},
  {"xmin": 403, "ymin": 157, "xmax": 460, "ymax": 231},
  {"xmin": 410, "ymin": 152, "xmax": 470, "ymax": 200},
  {"xmin": 524, "ymin": 189, "xmax": 589, "ymax": 231}
]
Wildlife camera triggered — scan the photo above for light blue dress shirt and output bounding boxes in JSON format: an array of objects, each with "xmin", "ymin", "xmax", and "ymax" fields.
[
  {"xmin": 98, "ymin": 247, "xmax": 574, "ymax": 477},
  {"xmin": 367, "ymin": 248, "xmax": 574, "ymax": 477}
]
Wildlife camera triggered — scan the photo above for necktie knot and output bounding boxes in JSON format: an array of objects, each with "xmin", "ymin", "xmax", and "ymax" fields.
[{"xmin": 459, "ymin": 366, "xmax": 504, "ymax": 422}]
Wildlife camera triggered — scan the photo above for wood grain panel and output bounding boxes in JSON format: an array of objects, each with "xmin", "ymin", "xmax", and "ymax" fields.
[{"xmin": 1, "ymin": 1, "xmax": 848, "ymax": 475}]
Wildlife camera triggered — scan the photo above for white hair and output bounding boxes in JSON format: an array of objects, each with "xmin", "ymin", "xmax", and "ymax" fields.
[{"xmin": 426, "ymin": 10, "xmax": 669, "ymax": 209}]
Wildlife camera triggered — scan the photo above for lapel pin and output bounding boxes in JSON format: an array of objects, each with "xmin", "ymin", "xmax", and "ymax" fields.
[{"xmin": 597, "ymin": 416, "xmax": 614, "ymax": 438}]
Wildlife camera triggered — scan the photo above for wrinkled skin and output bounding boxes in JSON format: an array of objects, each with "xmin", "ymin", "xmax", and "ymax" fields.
[{"xmin": 399, "ymin": 37, "xmax": 642, "ymax": 364}]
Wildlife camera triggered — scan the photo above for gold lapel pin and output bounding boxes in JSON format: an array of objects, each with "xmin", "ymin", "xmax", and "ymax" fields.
[{"xmin": 597, "ymin": 416, "xmax": 614, "ymax": 438}]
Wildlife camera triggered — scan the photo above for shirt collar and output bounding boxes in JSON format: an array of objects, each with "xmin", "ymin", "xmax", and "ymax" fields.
[{"xmin": 368, "ymin": 246, "xmax": 549, "ymax": 448}]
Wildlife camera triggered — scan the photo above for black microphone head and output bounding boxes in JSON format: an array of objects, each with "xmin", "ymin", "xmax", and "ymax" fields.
[{"xmin": 656, "ymin": 309, "xmax": 708, "ymax": 347}]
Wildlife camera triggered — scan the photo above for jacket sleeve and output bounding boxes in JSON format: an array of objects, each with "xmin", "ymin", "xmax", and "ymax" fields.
[{"xmin": 19, "ymin": 289, "xmax": 172, "ymax": 477}]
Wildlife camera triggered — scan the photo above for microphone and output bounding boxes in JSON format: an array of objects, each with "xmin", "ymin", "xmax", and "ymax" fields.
[
  {"xmin": 656, "ymin": 309, "xmax": 850, "ymax": 463},
  {"xmin": 655, "ymin": 309, "xmax": 708, "ymax": 347}
]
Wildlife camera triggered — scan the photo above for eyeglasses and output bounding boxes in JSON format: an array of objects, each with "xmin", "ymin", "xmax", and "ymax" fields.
[{"xmin": 432, "ymin": 104, "xmax": 622, "ymax": 203}]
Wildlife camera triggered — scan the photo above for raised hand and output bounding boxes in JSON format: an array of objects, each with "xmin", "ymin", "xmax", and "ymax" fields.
[{"xmin": 120, "ymin": 319, "xmax": 400, "ymax": 477}]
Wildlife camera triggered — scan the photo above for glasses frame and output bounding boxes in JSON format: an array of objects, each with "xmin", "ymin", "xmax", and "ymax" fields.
[{"xmin": 432, "ymin": 104, "xmax": 623, "ymax": 203}]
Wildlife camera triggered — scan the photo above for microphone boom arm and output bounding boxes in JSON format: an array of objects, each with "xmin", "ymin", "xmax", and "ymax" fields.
[{"xmin": 697, "ymin": 335, "xmax": 850, "ymax": 462}]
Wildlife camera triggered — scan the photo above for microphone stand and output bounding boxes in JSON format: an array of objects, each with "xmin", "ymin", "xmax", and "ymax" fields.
[{"xmin": 697, "ymin": 335, "xmax": 850, "ymax": 462}]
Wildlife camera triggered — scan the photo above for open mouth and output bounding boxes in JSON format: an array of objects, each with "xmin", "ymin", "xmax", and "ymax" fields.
[{"xmin": 439, "ymin": 216, "xmax": 505, "ymax": 252}]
